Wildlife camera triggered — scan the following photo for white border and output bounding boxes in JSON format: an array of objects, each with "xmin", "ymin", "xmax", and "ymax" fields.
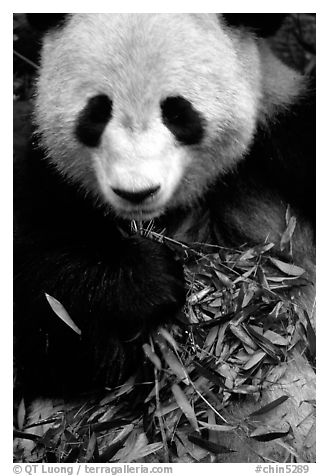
[{"xmin": 4, "ymin": 4, "xmax": 327, "ymax": 474}]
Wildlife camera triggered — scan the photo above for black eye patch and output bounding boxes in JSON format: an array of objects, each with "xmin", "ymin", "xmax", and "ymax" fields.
[
  {"xmin": 160, "ymin": 96, "xmax": 205, "ymax": 145},
  {"xmin": 75, "ymin": 94, "xmax": 113, "ymax": 147}
]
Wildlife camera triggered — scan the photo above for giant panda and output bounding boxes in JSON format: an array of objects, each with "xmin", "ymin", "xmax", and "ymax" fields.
[{"xmin": 14, "ymin": 13, "xmax": 315, "ymax": 462}]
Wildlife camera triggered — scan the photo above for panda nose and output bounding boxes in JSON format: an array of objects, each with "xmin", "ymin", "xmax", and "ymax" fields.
[{"xmin": 112, "ymin": 185, "xmax": 160, "ymax": 204}]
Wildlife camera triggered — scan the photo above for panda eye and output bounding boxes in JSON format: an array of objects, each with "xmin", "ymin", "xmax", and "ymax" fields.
[
  {"xmin": 160, "ymin": 96, "xmax": 204, "ymax": 145},
  {"xmin": 75, "ymin": 94, "xmax": 113, "ymax": 147}
]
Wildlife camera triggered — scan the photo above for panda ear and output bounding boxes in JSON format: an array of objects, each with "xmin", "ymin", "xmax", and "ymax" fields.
[
  {"xmin": 223, "ymin": 14, "xmax": 287, "ymax": 37},
  {"xmin": 26, "ymin": 14, "xmax": 68, "ymax": 31}
]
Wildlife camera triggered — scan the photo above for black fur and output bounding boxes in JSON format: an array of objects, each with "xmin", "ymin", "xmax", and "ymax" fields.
[
  {"xmin": 223, "ymin": 14, "xmax": 287, "ymax": 37},
  {"xmin": 246, "ymin": 82, "xmax": 315, "ymax": 227},
  {"xmin": 209, "ymin": 80, "xmax": 315, "ymax": 248},
  {"xmin": 14, "ymin": 144, "xmax": 186, "ymax": 397},
  {"xmin": 26, "ymin": 14, "xmax": 68, "ymax": 32},
  {"xmin": 75, "ymin": 94, "xmax": 113, "ymax": 147},
  {"xmin": 161, "ymin": 96, "xmax": 205, "ymax": 145}
]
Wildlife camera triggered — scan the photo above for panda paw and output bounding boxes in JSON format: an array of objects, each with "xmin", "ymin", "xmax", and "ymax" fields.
[{"xmin": 115, "ymin": 235, "xmax": 186, "ymax": 339}]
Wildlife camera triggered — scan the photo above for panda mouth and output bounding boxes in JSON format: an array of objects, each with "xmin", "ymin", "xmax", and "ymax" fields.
[
  {"xmin": 109, "ymin": 190, "xmax": 169, "ymax": 220},
  {"xmin": 114, "ymin": 204, "xmax": 165, "ymax": 221}
]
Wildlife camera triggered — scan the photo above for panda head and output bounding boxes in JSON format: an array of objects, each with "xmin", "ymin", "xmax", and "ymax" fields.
[{"xmin": 31, "ymin": 13, "xmax": 302, "ymax": 220}]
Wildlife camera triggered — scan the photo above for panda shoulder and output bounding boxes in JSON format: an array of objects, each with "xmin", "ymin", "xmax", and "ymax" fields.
[{"xmin": 257, "ymin": 41, "xmax": 310, "ymax": 123}]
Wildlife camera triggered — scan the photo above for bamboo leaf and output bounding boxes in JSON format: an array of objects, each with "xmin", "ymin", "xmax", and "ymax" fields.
[
  {"xmin": 99, "ymin": 424, "xmax": 134, "ymax": 462},
  {"xmin": 187, "ymin": 286, "xmax": 213, "ymax": 305},
  {"xmin": 101, "ymin": 376, "xmax": 135, "ymax": 404},
  {"xmin": 263, "ymin": 330, "xmax": 288, "ymax": 346},
  {"xmin": 116, "ymin": 432, "xmax": 163, "ymax": 463},
  {"xmin": 266, "ymin": 275, "xmax": 301, "ymax": 282},
  {"xmin": 304, "ymin": 310, "xmax": 316, "ymax": 358},
  {"xmin": 229, "ymin": 324, "xmax": 258, "ymax": 350},
  {"xmin": 154, "ymin": 402, "xmax": 179, "ymax": 417},
  {"xmin": 269, "ymin": 258, "xmax": 305, "ymax": 277},
  {"xmin": 213, "ymin": 269, "xmax": 233, "ymax": 288},
  {"xmin": 193, "ymin": 361, "xmax": 224, "ymax": 387},
  {"xmin": 244, "ymin": 324, "xmax": 282, "ymax": 362},
  {"xmin": 188, "ymin": 433, "xmax": 235, "ymax": 454},
  {"xmin": 45, "ymin": 293, "xmax": 81, "ymax": 336},
  {"xmin": 203, "ymin": 325, "xmax": 219, "ymax": 351},
  {"xmin": 243, "ymin": 350, "xmax": 266, "ymax": 370},
  {"xmin": 198, "ymin": 421, "xmax": 236, "ymax": 432},
  {"xmin": 163, "ymin": 348, "xmax": 189, "ymax": 384},
  {"xmin": 84, "ymin": 432, "xmax": 97, "ymax": 462},
  {"xmin": 17, "ymin": 398, "xmax": 26, "ymax": 431},
  {"xmin": 143, "ymin": 344, "xmax": 162, "ymax": 370},
  {"xmin": 304, "ymin": 421, "xmax": 316, "ymax": 449},
  {"xmin": 172, "ymin": 384, "xmax": 199, "ymax": 432},
  {"xmin": 215, "ymin": 322, "xmax": 230, "ymax": 356},
  {"xmin": 280, "ymin": 216, "xmax": 297, "ymax": 250},
  {"xmin": 248, "ymin": 395, "xmax": 289, "ymax": 418},
  {"xmin": 250, "ymin": 426, "xmax": 290, "ymax": 441},
  {"xmin": 132, "ymin": 442, "xmax": 164, "ymax": 461},
  {"xmin": 158, "ymin": 327, "xmax": 179, "ymax": 352}
]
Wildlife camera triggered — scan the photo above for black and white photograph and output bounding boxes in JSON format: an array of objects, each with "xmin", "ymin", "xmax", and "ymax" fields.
[{"xmin": 13, "ymin": 12, "xmax": 316, "ymax": 465}]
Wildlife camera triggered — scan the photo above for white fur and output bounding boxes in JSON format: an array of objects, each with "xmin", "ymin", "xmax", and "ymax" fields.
[{"xmin": 93, "ymin": 119, "xmax": 190, "ymax": 219}]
